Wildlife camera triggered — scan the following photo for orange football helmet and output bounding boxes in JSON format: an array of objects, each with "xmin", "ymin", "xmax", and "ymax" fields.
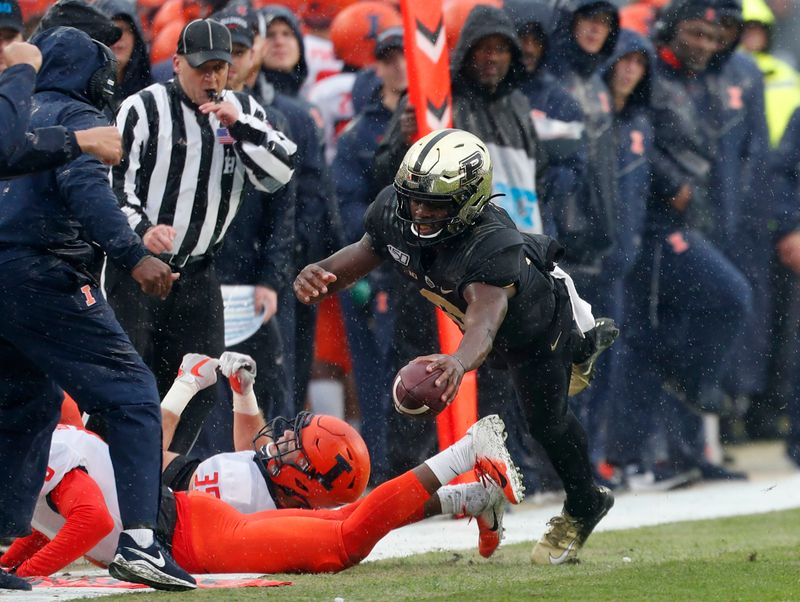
[
  {"xmin": 330, "ymin": 1, "xmax": 402, "ymax": 68},
  {"xmin": 443, "ymin": 0, "xmax": 503, "ymax": 51},
  {"xmin": 301, "ymin": 0, "xmax": 358, "ymax": 29},
  {"xmin": 255, "ymin": 412, "xmax": 371, "ymax": 509}
]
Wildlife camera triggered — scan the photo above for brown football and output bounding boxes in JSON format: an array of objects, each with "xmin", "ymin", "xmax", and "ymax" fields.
[{"xmin": 392, "ymin": 361, "xmax": 448, "ymax": 418}]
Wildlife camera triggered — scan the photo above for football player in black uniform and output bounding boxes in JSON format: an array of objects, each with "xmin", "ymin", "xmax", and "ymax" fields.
[{"xmin": 294, "ymin": 128, "xmax": 615, "ymax": 565}]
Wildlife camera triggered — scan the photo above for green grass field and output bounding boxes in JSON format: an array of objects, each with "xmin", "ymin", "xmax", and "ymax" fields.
[{"xmin": 106, "ymin": 508, "xmax": 800, "ymax": 602}]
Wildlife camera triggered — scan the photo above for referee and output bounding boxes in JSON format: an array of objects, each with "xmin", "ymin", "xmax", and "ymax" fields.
[{"xmin": 106, "ymin": 18, "xmax": 296, "ymax": 453}]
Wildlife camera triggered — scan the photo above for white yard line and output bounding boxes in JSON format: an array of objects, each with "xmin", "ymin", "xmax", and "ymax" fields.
[{"xmin": 6, "ymin": 472, "xmax": 799, "ymax": 601}]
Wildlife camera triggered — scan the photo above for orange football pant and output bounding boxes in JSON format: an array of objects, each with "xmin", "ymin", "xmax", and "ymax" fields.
[{"xmin": 171, "ymin": 471, "xmax": 430, "ymax": 574}]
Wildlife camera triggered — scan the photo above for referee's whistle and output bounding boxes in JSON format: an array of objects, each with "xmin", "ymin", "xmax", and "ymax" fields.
[{"xmin": 206, "ymin": 89, "xmax": 219, "ymax": 103}]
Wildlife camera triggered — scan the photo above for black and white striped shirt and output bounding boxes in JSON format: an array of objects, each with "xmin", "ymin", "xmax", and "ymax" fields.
[{"xmin": 112, "ymin": 81, "xmax": 296, "ymax": 267}]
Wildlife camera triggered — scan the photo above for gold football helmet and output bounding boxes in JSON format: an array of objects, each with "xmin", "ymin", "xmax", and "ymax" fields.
[{"xmin": 394, "ymin": 128, "xmax": 493, "ymax": 245}]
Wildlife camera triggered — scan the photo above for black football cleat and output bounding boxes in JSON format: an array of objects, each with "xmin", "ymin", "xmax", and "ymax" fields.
[
  {"xmin": 569, "ymin": 318, "xmax": 619, "ymax": 396},
  {"xmin": 109, "ymin": 532, "xmax": 196, "ymax": 591}
]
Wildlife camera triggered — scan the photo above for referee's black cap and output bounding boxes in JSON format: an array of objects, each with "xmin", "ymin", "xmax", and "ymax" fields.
[{"xmin": 177, "ymin": 18, "xmax": 232, "ymax": 67}]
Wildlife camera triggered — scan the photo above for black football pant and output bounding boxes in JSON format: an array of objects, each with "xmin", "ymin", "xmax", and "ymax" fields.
[
  {"xmin": 103, "ymin": 258, "xmax": 225, "ymax": 454},
  {"xmin": 505, "ymin": 280, "xmax": 599, "ymax": 519}
]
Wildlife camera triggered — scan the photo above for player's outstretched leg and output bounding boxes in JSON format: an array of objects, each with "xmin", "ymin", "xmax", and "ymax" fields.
[
  {"xmin": 531, "ymin": 485, "xmax": 614, "ymax": 565},
  {"xmin": 342, "ymin": 415, "xmax": 524, "ymax": 564},
  {"xmin": 437, "ymin": 480, "xmax": 507, "ymax": 558}
]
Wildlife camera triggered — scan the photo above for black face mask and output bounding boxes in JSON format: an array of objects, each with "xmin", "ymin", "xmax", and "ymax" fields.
[{"xmin": 86, "ymin": 40, "xmax": 119, "ymax": 113}]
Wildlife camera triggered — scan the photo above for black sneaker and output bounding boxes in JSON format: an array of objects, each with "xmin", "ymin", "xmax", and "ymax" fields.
[
  {"xmin": 626, "ymin": 463, "xmax": 702, "ymax": 492},
  {"xmin": 695, "ymin": 460, "xmax": 748, "ymax": 481},
  {"xmin": 0, "ymin": 568, "xmax": 31, "ymax": 591},
  {"xmin": 109, "ymin": 532, "xmax": 196, "ymax": 592},
  {"xmin": 569, "ymin": 318, "xmax": 620, "ymax": 396}
]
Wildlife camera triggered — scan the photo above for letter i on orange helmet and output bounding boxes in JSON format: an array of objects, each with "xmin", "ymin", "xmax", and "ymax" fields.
[{"xmin": 254, "ymin": 412, "xmax": 371, "ymax": 508}]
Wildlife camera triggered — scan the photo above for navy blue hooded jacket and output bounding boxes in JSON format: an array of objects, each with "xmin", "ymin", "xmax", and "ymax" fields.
[
  {"xmin": 0, "ymin": 64, "xmax": 83, "ymax": 178},
  {"xmin": 260, "ymin": 5, "xmax": 309, "ymax": 98},
  {"xmin": 95, "ymin": 0, "xmax": 153, "ymax": 103},
  {"xmin": 216, "ymin": 101, "xmax": 296, "ymax": 292},
  {"xmin": 254, "ymin": 73, "xmax": 344, "ymax": 262},
  {"xmin": 709, "ymin": 56, "xmax": 769, "ymax": 252},
  {"xmin": 649, "ymin": 7, "xmax": 769, "ymax": 252},
  {"xmin": 504, "ymin": 0, "xmax": 587, "ymax": 240},
  {"xmin": 332, "ymin": 83, "xmax": 394, "ymax": 244},
  {"xmin": 548, "ymin": 0, "xmax": 620, "ymax": 264},
  {"xmin": 601, "ymin": 29, "xmax": 653, "ymax": 278},
  {"xmin": 0, "ymin": 27, "xmax": 148, "ymax": 285}
]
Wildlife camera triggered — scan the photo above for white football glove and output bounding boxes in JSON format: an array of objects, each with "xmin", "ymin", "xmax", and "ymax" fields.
[
  {"xmin": 175, "ymin": 353, "xmax": 220, "ymax": 392},
  {"xmin": 219, "ymin": 351, "xmax": 257, "ymax": 395}
]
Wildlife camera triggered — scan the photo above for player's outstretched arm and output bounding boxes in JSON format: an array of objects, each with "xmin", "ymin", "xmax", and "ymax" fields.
[
  {"xmin": 418, "ymin": 283, "xmax": 514, "ymax": 404},
  {"xmin": 219, "ymin": 352, "xmax": 267, "ymax": 451},
  {"xmin": 294, "ymin": 234, "xmax": 382, "ymax": 304},
  {"xmin": 160, "ymin": 354, "xmax": 220, "ymax": 457}
]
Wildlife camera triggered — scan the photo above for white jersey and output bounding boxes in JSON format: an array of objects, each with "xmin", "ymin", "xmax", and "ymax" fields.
[
  {"xmin": 306, "ymin": 72, "xmax": 357, "ymax": 164},
  {"xmin": 190, "ymin": 451, "xmax": 277, "ymax": 514},
  {"xmin": 301, "ymin": 34, "xmax": 343, "ymax": 100},
  {"xmin": 34, "ymin": 426, "xmax": 122, "ymax": 565}
]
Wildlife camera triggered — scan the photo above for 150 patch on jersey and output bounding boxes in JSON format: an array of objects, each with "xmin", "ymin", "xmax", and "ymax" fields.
[{"xmin": 387, "ymin": 245, "xmax": 410, "ymax": 266}]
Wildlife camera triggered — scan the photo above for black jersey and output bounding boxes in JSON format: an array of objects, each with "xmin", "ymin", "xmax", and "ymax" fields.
[{"xmin": 364, "ymin": 186, "xmax": 559, "ymax": 353}]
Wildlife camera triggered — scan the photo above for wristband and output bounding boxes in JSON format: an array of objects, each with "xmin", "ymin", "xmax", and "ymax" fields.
[
  {"xmin": 161, "ymin": 380, "xmax": 197, "ymax": 416},
  {"xmin": 233, "ymin": 389, "xmax": 259, "ymax": 415}
]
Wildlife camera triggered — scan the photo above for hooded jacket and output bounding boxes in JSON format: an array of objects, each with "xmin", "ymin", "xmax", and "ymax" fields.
[
  {"xmin": 254, "ymin": 73, "xmax": 344, "ymax": 262},
  {"xmin": 374, "ymin": 5, "xmax": 547, "ymax": 234},
  {"xmin": 600, "ymin": 29, "xmax": 654, "ymax": 278},
  {"xmin": 260, "ymin": 5, "xmax": 309, "ymax": 98},
  {"xmin": 505, "ymin": 0, "xmax": 588, "ymax": 241},
  {"xmin": 0, "ymin": 27, "xmax": 147, "ymax": 285},
  {"xmin": 332, "ymin": 83, "xmax": 394, "ymax": 244},
  {"xmin": 548, "ymin": 0, "xmax": 620, "ymax": 264},
  {"xmin": 215, "ymin": 100, "xmax": 296, "ymax": 293},
  {"xmin": 650, "ymin": 2, "xmax": 768, "ymax": 250},
  {"xmin": 37, "ymin": 0, "xmax": 122, "ymax": 47},
  {"xmin": 95, "ymin": 0, "xmax": 153, "ymax": 104},
  {"xmin": 0, "ymin": 64, "xmax": 83, "ymax": 178},
  {"xmin": 708, "ymin": 0, "xmax": 770, "ymax": 239},
  {"xmin": 648, "ymin": 0, "xmax": 721, "ymax": 232}
]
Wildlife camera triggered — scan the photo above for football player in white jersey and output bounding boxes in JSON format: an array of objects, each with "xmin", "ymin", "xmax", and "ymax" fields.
[
  {"xmin": 0, "ymin": 412, "xmax": 522, "ymax": 576},
  {"xmin": 158, "ymin": 352, "xmax": 511, "ymax": 557}
]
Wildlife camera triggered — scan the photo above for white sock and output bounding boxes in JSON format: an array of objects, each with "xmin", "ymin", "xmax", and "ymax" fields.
[
  {"xmin": 437, "ymin": 482, "xmax": 490, "ymax": 516},
  {"xmin": 423, "ymin": 434, "xmax": 476, "ymax": 486},
  {"xmin": 124, "ymin": 528, "xmax": 154, "ymax": 548}
]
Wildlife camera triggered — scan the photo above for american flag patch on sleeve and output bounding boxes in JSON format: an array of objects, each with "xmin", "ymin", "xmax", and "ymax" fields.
[{"xmin": 217, "ymin": 128, "xmax": 235, "ymax": 145}]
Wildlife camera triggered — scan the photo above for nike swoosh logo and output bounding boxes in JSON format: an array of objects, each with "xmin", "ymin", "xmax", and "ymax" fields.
[
  {"xmin": 191, "ymin": 358, "xmax": 212, "ymax": 378},
  {"xmin": 440, "ymin": 288, "xmax": 454, "ymax": 294},
  {"xmin": 123, "ymin": 547, "xmax": 166, "ymax": 568},
  {"xmin": 550, "ymin": 331, "xmax": 562, "ymax": 351},
  {"xmin": 549, "ymin": 539, "xmax": 577, "ymax": 564},
  {"xmin": 485, "ymin": 459, "xmax": 508, "ymax": 489},
  {"xmin": 489, "ymin": 509, "xmax": 499, "ymax": 532}
]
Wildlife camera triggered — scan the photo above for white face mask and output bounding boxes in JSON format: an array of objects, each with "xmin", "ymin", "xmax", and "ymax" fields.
[{"xmin": 410, "ymin": 224, "xmax": 444, "ymax": 239}]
